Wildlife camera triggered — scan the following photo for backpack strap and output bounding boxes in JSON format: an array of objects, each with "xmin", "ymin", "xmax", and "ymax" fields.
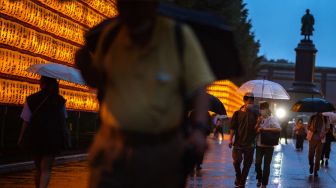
[
  {"xmin": 175, "ymin": 22, "xmax": 185, "ymax": 66},
  {"xmin": 101, "ymin": 20, "xmax": 122, "ymax": 56}
]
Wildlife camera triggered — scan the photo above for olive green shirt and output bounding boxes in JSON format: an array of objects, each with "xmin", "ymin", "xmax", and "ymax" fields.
[{"xmin": 94, "ymin": 16, "xmax": 215, "ymax": 134}]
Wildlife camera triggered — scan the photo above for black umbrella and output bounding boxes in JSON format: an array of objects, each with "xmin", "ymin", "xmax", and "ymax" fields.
[
  {"xmin": 207, "ymin": 93, "xmax": 227, "ymax": 115},
  {"xmin": 84, "ymin": 3, "xmax": 242, "ymax": 80},
  {"xmin": 291, "ymin": 98, "xmax": 335, "ymax": 113},
  {"xmin": 187, "ymin": 93, "xmax": 226, "ymax": 115},
  {"xmin": 158, "ymin": 3, "xmax": 242, "ymax": 80}
]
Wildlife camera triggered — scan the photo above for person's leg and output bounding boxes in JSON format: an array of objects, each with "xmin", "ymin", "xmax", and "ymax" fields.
[
  {"xmin": 299, "ymin": 135, "xmax": 304, "ymax": 150},
  {"xmin": 39, "ymin": 155, "xmax": 55, "ymax": 188},
  {"xmin": 308, "ymin": 141, "xmax": 317, "ymax": 174},
  {"xmin": 255, "ymin": 147, "xmax": 263, "ymax": 184},
  {"xmin": 33, "ymin": 155, "xmax": 42, "ymax": 188},
  {"xmin": 296, "ymin": 135, "xmax": 300, "ymax": 149},
  {"xmin": 325, "ymin": 141, "xmax": 331, "ymax": 166},
  {"xmin": 241, "ymin": 147, "xmax": 254, "ymax": 186},
  {"xmin": 320, "ymin": 143, "xmax": 326, "ymax": 165},
  {"xmin": 314, "ymin": 142, "xmax": 323, "ymax": 174},
  {"xmin": 262, "ymin": 147, "xmax": 274, "ymax": 186},
  {"xmin": 232, "ymin": 148, "xmax": 243, "ymax": 186}
]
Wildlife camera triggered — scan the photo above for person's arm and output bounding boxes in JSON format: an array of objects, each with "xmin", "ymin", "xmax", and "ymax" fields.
[
  {"xmin": 188, "ymin": 87, "xmax": 210, "ymax": 154},
  {"xmin": 17, "ymin": 121, "xmax": 28, "ymax": 145},
  {"xmin": 229, "ymin": 112, "xmax": 238, "ymax": 148},
  {"xmin": 18, "ymin": 102, "xmax": 31, "ymax": 145},
  {"xmin": 229, "ymin": 129, "xmax": 235, "ymax": 148}
]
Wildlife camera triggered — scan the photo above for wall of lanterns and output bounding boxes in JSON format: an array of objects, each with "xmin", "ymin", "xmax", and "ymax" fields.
[
  {"xmin": 0, "ymin": 0, "xmax": 118, "ymax": 112},
  {"xmin": 207, "ymin": 80, "xmax": 244, "ymax": 117}
]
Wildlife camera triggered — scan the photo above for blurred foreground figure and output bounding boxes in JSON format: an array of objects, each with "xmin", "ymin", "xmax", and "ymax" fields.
[{"xmin": 83, "ymin": 0, "xmax": 215, "ymax": 187}]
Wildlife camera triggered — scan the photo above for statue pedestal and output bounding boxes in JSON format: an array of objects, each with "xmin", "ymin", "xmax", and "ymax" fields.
[
  {"xmin": 288, "ymin": 40, "xmax": 320, "ymax": 95},
  {"xmin": 287, "ymin": 40, "xmax": 321, "ymax": 113}
]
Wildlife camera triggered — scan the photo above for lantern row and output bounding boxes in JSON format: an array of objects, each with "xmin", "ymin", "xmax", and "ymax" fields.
[
  {"xmin": 1, "ymin": 0, "xmax": 117, "ymax": 29},
  {"xmin": 0, "ymin": 78, "xmax": 99, "ymax": 111},
  {"xmin": 207, "ymin": 80, "xmax": 244, "ymax": 117},
  {"xmin": 0, "ymin": 18, "xmax": 78, "ymax": 64},
  {"xmin": 0, "ymin": 48, "xmax": 90, "ymax": 91},
  {"xmin": 0, "ymin": 0, "xmax": 87, "ymax": 45}
]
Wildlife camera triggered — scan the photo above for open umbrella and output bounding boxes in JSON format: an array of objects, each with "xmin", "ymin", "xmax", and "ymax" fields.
[
  {"xmin": 322, "ymin": 112, "xmax": 336, "ymax": 124},
  {"xmin": 187, "ymin": 93, "xmax": 227, "ymax": 115},
  {"xmin": 291, "ymin": 98, "xmax": 335, "ymax": 113},
  {"xmin": 207, "ymin": 93, "xmax": 227, "ymax": 115},
  {"xmin": 27, "ymin": 63, "xmax": 86, "ymax": 85},
  {"xmin": 158, "ymin": 3, "xmax": 242, "ymax": 79},
  {"xmin": 237, "ymin": 79, "xmax": 290, "ymax": 100},
  {"xmin": 83, "ymin": 3, "xmax": 242, "ymax": 80}
]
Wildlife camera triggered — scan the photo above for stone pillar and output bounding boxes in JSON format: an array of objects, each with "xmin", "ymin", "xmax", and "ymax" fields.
[{"xmin": 288, "ymin": 40, "xmax": 320, "ymax": 95}]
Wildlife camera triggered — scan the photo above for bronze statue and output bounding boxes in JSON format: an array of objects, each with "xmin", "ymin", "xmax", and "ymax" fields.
[{"xmin": 301, "ymin": 9, "xmax": 315, "ymax": 40}]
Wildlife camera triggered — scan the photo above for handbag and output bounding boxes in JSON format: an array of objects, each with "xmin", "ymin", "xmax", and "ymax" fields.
[{"xmin": 260, "ymin": 130, "xmax": 280, "ymax": 146}]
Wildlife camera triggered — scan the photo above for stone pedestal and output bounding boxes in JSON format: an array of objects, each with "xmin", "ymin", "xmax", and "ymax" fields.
[
  {"xmin": 288, "ymin": 40, "xmax": 321, "ymax": 97},
  {"xmin": 286, "ymin": 40, "xmax": 321, "ymax": 119}
]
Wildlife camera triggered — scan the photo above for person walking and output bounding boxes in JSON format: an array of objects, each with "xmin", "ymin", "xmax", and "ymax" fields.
[
  {"xmin": 18, "ymin": 76, "xmax": 67, "ymax": 188},
  {"xmin": 229, "ymin": 93, "xmax": 258, "ymax": 188},
  {"xmin": 321, "ymin": 125, "xmax": 335, "ymax": 166},
  {"xmin": 280, "ymin": 121, "xmax": 288, "ymax": 144},
  {"xmin": 294, "ymin": 118, "xmax": 306, "ymax": 151},
  {"xmin": 255, "ymin": 102, "xmax": 281, "ymax": 188},
  {"xmin": 214, "ymin": 117, "xmax": 224, "ymax": 140},
  {"xmin": 78, "ymin": 0, "xmax": 215, "ymax": 187},
  {"xmin": 307, "ymin": 113, "xmax": 330, "ymax": 177}
]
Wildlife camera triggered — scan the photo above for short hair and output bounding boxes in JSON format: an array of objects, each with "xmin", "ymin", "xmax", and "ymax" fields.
[{"xmin": 259, "ymin": 101, "xmax": 270, "ymax": 110}]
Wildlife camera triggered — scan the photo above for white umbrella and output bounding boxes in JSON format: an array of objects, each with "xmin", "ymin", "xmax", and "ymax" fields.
[
  {"xmin": 237, "ymin": 79, "xmax": 290, "ymax": 100},
  {"xmin": 27, "ymin": 63, "xmax": 86, "ymax": 85},
  {"xmin": 322, "ymin": 112, "xmax": 336, "ymax": 124}
]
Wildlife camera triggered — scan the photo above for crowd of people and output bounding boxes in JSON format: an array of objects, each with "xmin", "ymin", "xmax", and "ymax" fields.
[{"xmin": 16, "ymin": 0, "xmax": 335, "ymax": 188}]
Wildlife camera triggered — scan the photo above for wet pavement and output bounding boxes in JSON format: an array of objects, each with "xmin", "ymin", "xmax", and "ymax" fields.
[{"xmin": 0, "ymin": 135, "xmax": 335, "ymax": 188}]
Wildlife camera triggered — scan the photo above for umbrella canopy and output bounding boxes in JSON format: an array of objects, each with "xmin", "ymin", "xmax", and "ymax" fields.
[
  {"xmin": 322, "ymin": 112, "xmax": 336, "ymax": 124},
  {"xmin": 291, "ymin": 98, "xmax": 335, "ymax": 113},
  {"xmin": 207, "ymin": 93, "xmax": 227, "ymax": 115},
  {"xmin": 187, "ymin": 93, "xmax": 227, "ymax": 115},
  {"xmin": 237, "ymin": 80, "xmax": 290, "ymax": 100},
  {"xmin": 158, "ymin": 3, "xmax": 242, "ymax": 80},
  {"xmin": 84, "ymin": 3, "xmax": 242, "ymax": 80},
  {"xmin": 27, "ymin": 63, "xmax": 86, "ymax": 85}
]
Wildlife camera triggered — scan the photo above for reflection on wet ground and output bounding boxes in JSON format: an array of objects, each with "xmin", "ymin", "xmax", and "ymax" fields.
[{"xmin": 0, "ymin": 135, "xmax": 335, "ymax": 188}]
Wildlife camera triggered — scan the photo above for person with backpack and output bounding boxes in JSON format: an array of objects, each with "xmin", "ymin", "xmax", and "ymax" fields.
[
  {"xmin": 76, "ymin": 0, "xmax": 215, "ymax": 187},
  {"xmin": 17, "ymin": 76, "xmax": 67, "ymax": 188},
  {"xmin": 229, "ymin": 93, "xmax": 258, "ymax": 188},
  {"xmin": 307, "ymin": 113, "xmax": 330, "ymax": 177}
]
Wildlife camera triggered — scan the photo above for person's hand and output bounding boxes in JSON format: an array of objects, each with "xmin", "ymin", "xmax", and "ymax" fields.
[
  {"xmin": 257, "ymin": 116, "xmax": 263, "ymax": 124},
  {"xmin": 188, "ymin": 129, "xmax": 208, "ymax": 156},
  {"xmin": 228, "ymin": 140, "xmax": 233, "ymax": 148},
  {"xmin": 257, "ymin": 127, "xmax": 263, "ymax": 133}
]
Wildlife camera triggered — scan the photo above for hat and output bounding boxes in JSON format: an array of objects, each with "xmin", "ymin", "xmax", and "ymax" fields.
[{"xmin": 259, "ymin": 101, "xmax": 270, "ymax": 109}]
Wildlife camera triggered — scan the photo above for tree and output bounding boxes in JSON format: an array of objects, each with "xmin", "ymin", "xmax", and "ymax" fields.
[{"xmin": 174, "ymin": 0, "xmax": 262, "ymax": 85}]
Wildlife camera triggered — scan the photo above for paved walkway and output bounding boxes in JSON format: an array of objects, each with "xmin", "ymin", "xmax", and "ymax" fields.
[{"xmin": 0, "ymin": 136, "xmax": 335, "ymax": 188}]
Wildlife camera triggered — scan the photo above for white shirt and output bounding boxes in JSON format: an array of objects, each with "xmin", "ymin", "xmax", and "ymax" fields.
[{"xmin": 257, "ymin": 116, "xmax": 281, "ymax": 147}]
